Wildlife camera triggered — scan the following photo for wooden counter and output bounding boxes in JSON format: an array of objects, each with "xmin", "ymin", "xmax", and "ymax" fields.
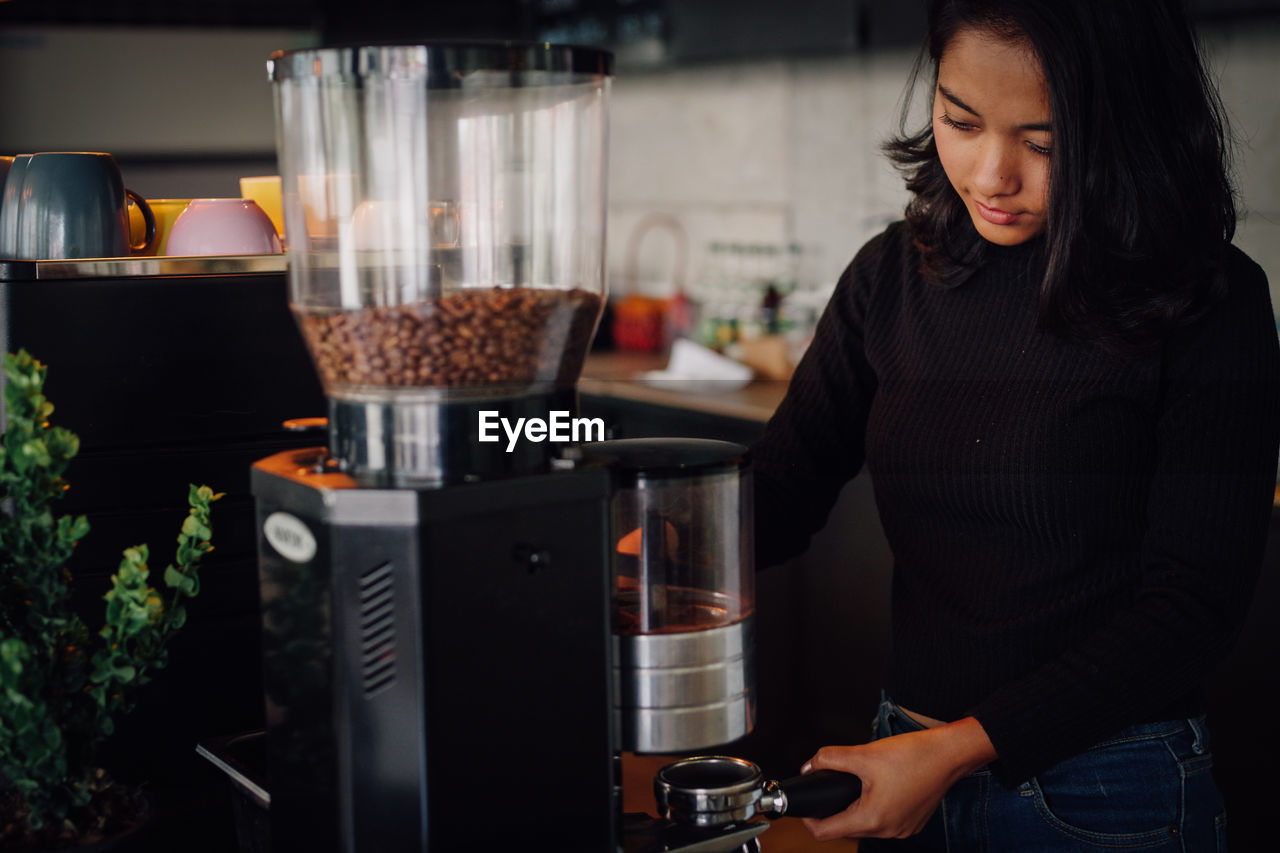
[{"xmin": 580, "ymin": 350, "xmax": 790, "ymax": 424}]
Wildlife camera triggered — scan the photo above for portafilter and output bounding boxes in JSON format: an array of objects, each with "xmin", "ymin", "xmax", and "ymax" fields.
[{"xmin": 655, "ymin": 755, "xmax": 863, "ymax": 829}]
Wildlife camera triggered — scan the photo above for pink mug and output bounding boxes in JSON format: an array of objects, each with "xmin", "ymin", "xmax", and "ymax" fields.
[{"xmin": 164, "ymin": 198, "xmax": 282, "ymax": 256}]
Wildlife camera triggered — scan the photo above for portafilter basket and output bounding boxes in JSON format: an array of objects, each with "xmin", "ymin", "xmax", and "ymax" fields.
[{"xmin": 654, "ymin": 756, "xmax": 863, "ymax": 829}]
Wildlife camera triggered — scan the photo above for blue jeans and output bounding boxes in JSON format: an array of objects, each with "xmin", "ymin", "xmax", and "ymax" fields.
[{"xmin": 858, "ymin": 694, "xmax": 1228, "ymax": 852}]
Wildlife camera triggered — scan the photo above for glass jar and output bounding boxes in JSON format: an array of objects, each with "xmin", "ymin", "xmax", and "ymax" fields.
[{"xmin": 270, "ymin": 43, "xmax": 611, "ymax": 404}]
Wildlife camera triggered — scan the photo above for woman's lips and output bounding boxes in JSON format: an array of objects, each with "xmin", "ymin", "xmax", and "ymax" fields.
[{"xmin": 975, "ymin": 200, "xmax": 1018, "ymax": 226}]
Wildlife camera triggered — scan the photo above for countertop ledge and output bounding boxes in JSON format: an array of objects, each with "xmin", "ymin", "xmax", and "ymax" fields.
[{"xmin": 580, "ymin": 351, "xmax": 788, "ymax": 424}]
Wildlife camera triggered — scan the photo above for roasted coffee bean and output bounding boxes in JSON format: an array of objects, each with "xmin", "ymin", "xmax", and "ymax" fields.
[{"xmin": 297, "ymin": 287, "xmax": 602, "ymax": 391}]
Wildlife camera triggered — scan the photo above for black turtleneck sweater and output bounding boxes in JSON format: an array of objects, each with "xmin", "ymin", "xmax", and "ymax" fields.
[{"xmin": 752, "ymin": 221, "xmax": 1280, "ymax": 785}]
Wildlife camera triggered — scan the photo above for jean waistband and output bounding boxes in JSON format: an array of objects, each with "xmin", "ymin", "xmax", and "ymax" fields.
[{"xmin": 875, "ymin": 691, "xmax": 1209, "ymax": 753}]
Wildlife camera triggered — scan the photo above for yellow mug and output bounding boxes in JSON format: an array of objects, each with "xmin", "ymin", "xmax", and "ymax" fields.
[
  {"xmin": 239, "ymin": 175, "xmax": 285, "ymax": 243},
  {"xmin": 129, "ymin": 198, "xmax": 190, "ymax": 256}
]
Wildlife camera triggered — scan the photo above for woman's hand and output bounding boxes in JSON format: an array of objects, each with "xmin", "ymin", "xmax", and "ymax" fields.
[{"xmin": 799, "ymin": 717, "xmax": 997, "ymax": 841}]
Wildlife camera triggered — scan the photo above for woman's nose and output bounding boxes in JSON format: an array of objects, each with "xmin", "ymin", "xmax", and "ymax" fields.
[{"xmin": 972, "ymin": 140, "xmax": 1020, "ymax": 197}]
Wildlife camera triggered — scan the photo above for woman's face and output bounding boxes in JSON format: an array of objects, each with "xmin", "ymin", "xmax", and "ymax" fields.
[{"xmin": 933, "ymin": 26, "xmax": 1052, "ymax": 246}]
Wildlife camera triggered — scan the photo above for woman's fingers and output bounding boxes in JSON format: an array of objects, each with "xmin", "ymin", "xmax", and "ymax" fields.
[{"xmin": 797, "ymin": 723, "xmax": 994, "ymax": 840}]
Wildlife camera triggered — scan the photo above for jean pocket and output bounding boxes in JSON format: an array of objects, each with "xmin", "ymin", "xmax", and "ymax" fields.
[{"xmin": 1027, "ymin": 727, "xmax": 1184, "ymax": 847}]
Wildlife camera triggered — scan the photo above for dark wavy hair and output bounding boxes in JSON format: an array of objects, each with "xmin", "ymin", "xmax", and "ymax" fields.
[{"xmin": 885, "ymin": 0, "xmax": 1236, "ymax": 351}]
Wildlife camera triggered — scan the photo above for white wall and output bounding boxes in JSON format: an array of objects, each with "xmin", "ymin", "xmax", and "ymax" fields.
[
  {"xmin": 1210, "ymin": 23, "xmax": 1280, "ymax": 306},
  {"xmin": 607, "ymin": 49, "xmax": 916, "ymax": 298}
]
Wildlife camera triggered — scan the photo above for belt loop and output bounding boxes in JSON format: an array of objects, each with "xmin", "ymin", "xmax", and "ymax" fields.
[
  {"xmin": 880, "ymin": 692, "xmax": 897, "ymax": 726},
  {"xmin": 1187, "ymin": 716, "xmax": 1208, "ymax": 754}
]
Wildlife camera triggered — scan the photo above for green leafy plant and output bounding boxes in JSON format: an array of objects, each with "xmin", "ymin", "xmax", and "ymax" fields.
[{"xmin": 0, "ymin": 350, "xmax": 222, "ymax": 849}]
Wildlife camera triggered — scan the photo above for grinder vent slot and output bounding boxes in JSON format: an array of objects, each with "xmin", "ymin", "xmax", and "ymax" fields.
[{"xmin": 359, "ymin": 562, "xmax": 396, "ymax": 697}]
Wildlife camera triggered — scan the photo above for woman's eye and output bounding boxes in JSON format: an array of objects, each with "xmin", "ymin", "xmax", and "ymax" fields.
[
  {"xmin": 1026, "ymin": 140, "xmax": 1052, "ymax": 156},
  {"xmin": 938, "ymin": 112, "xmax": 975, "ymax": 131}
]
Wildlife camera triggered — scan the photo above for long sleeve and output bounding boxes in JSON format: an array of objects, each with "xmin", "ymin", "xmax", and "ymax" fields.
[{"xmin": 751, "ymin": 227, "xmax": 894, "ymax": 570}]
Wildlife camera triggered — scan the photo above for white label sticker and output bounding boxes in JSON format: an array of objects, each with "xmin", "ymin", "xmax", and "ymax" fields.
[{"xmin": 264, "ymin": 511, "xmax": 317, "ymax": 563}]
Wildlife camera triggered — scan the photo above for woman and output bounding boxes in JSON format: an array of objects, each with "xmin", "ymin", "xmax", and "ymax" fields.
[{"xmin": 752, "ymin": 0, "xmax": 1280, "ymax": 848}]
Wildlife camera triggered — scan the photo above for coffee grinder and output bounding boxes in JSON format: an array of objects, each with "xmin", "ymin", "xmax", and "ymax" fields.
[{"xmin": 251, "ymin": 43, "xmax": 758, "ymax": 851}]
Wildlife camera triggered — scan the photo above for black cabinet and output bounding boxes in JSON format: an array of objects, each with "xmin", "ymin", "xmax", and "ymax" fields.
[
  {"xmin": 1, "ymin": 265, "xmax": 326, "ymax": 853},
  {"xmin": 663, "ymin": 0, "xmax": 860, "ymax": 63},
  {"xmin": 1189, "ymin": 0, "xmax": 1280, "ymax": 21},
  {"xmin": 3, "ymin": 0, "xmax": 1276, "ymax": 56},
  {"xmin": 557, "ymin": 0, "xmax": 929, "ymax": 65}
]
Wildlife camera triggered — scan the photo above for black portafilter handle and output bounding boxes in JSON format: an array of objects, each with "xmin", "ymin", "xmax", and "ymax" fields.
[{"xmin": 772, "ymin": 769, "xmax": 863, "ymax": 819}]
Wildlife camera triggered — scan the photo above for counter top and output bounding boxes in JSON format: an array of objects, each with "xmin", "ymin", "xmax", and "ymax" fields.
[{"xmin": 580, "ymin": 350, "xmax": 789, "ymax": 423}]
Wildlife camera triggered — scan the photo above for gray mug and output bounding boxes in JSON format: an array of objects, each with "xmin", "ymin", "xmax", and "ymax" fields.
[{"xmin": 0, "ymin": 152, "xmax": 156, "ymax": 259}]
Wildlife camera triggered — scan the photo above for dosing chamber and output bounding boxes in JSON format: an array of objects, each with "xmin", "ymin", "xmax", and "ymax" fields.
[{"xmin": 584, "ymin": 438, "xmax": 757, "ymax": 753}]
